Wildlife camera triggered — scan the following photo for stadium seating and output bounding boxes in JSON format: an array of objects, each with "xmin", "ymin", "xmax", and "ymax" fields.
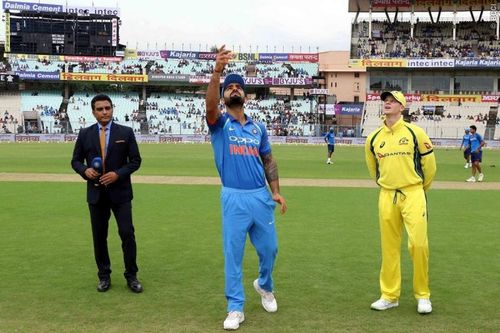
[
  {"xmin": 0, "ymin": 92, "xmax": 22, "ymax": 134},
  {"xmin": 362, "ymin": 100, "xmax": 491, "ymax": 139},
  {"xmin": 352, "ymin": 20, "xmax": 500, "ymax": 59}
]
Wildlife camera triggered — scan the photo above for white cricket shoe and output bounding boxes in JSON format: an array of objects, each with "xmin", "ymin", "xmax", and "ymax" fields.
[
  {"xmin": 464, "ymin": 163, "xmax": 469, "ymax": 168},
  {"xmin": 417, "ymin": 298, "xmax": 432, "ymax": 314},
  {"xmin": 466, "ymin": 176, "xmax": 476, "ymax": 182},
  {"xmin": 223, "ymin": 311, "xmax": 244, "ymax": 330},
  {"xmin": 478, "ymin": 173, "xmax": 484, "ymax": 182},
  {"xmin": 370, "ymin": 298, "xmax": 399, "ymax": 311},
  {"xmin": 253, "ymin": 279, "xmax": 277, "ymax": 312}
]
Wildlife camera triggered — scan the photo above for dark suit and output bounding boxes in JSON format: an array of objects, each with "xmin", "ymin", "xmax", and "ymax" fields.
[{"xmin": 71, "ymin": 122, "xmax": 142, "ymax": 281}]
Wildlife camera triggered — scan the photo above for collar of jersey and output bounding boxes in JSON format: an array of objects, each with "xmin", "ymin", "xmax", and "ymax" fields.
[
  {"xmin": 227, "ymin": 112, "xmax": 254, "ymax": 125},
  {"xmin": 383, "ymin": 117, "xmax": 404, "ymax": 133}
]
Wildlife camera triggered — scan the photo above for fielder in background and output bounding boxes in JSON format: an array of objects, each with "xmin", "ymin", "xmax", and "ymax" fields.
[
  {"xmin": 466, "ymin": 125, "xmax": 486, "ymax": 182},
  {"xmin": 460, "ymin": 128, "xmax": 472, "ymax": 169},
  {"xmin": 324, "ymin": 127, "xmax": 335, "ymax": 164},
  {"xmin": 206, "ymin": 45, "xmax": 287, "ymax": 331},
  {"xmin": 365, "ymin": 91, "xmax": 436, "ymax": 314}
]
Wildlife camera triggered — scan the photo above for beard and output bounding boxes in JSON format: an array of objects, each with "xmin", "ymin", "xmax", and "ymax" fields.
[{"xmin": 225, "ymin": 95, "xmax": 244, "ymax": 108}]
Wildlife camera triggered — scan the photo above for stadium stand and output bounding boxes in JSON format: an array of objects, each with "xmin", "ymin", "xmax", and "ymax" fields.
[{"xmin": 0, "ymin": 92, "xmax": 22, "ymax": 134}]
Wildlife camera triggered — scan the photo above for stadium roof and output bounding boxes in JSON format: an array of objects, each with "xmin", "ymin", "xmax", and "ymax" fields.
[{"xmin": 349, "ymin": 0, "xmax": 496, "ymax": 13}]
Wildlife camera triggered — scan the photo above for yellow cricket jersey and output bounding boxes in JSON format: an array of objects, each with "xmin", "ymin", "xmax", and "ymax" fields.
[{"xmin": 365, "ymin": 117, "xmax": 437, "ymax": 191}]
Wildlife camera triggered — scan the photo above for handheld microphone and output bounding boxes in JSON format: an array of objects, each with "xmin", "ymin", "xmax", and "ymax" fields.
[
  {"xmin": 91, "ymin": 157, "xmax": 103, "ymax": 173},
  {"xmin": 91, "ymin": 157, "xmax": 103, "ymax": 187}
]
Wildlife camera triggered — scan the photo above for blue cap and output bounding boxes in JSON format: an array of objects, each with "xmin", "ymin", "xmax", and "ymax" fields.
[{"xmin": 222, "ymin": 73, "xmax": 245, "ymax": 93}]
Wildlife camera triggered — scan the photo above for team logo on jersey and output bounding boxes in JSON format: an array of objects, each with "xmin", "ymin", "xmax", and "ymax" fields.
[
  {"xmin": 252, "ymin": 128, "xmax": 258, "ymax": 134},
  {"xmin": 424, "ymin": 142, "xmax": 432, "ymax": 149},
  {"xmin": 379, "ymin": 141, "xmax": 385, "ymax": 148},
  {"xmin": 399, "ymin": 137, "xmax": 409, "ymax": 145}
]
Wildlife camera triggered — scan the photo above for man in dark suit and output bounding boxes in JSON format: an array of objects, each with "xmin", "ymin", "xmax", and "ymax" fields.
[{"xmin": 71, "ymin": 94, "xmax": 143, "ymax": 293}]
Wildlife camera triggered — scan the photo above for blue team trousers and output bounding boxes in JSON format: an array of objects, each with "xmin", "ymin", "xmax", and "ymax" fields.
[{"xmin": 221, "ymin": 186, "xmax": 278, "ymax": 312}]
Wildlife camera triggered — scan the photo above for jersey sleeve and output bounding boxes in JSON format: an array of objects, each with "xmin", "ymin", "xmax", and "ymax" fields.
[
  {"xmin": 207, "ymin": 113, "xmax": 225, "ymax": 134},
  {"xmin": 258, "ymin": 122, "xmax": 272, "ymax": 155},
  {"xmin": 364, "ymin": 133, "xmax": 377, "ymax": 181}
]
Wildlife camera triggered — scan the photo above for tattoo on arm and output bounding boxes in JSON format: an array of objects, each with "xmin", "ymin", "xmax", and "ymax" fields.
[{"xmin": 262, "ymin": 153, "xmax": 279, "ymax": 183}]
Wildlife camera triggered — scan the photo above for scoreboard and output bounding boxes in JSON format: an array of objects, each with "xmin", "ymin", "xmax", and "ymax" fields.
[{"xmin": 4, "ymin": 1, "xmax": 121, "ymax": 56}]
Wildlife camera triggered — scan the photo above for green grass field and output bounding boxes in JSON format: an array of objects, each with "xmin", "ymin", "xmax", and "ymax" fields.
[{"xmin": 0, "ymin": 143, "xmax": 499, "ymax": 333}]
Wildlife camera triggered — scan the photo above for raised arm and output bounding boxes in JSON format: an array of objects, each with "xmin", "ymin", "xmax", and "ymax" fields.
[{"xmin": 206, "ymin": 45, "xmax": 232, "ymax": 124}]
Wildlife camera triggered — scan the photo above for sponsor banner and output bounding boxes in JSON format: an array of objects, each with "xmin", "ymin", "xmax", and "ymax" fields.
[
  {"xmin": 64, "ymin": 56, "xmax": 121, "ymax": 62},
  {"xmin": 188, "ymin": 75, "xmax": 312, "ymax": 86},
  {"xmin": 125, "ymin": 49, "xmax": 138, "ymax": 59},
  {"xmin": 148, "ymin": 74, "xmax": 189, "ymax": 82},
  {"xmin": 38, "ymin": 54, "xmax": 63, "ymax": 62},
  {"xmin": 16, "ymin": 71, "xmax": 59, "ymax": 81},
  {"xmin": 407, "ymin": 58, "xmax": 455, "ymax": 68},
  {"xmin": 372, "ymin": 0, "xmax": 411, "ymax": 7},
  {"xmin": 0, "ymin": 134, "xmax": 15, "ymax": 142},
  {"xmin": 40, "ymin": 134, "xmax": 65, "ymax": 142},
  {"xmin": 15, "ymin": 135, "xmax": 41, "ymax": 142},
  {"xmin": 415, "ymin": 0, "xmax": 492, "ymax": 7},
  {"xmin": 309, "ymin": 137, "xmax": 330, "ymax": 144},
  {"xmin": 136, "ymin": 50, "xmax": 162, "ymax": 59},
  {"xmin": 111, "ymin": 19, "xmax": 118, "ymax": 47},
  {"xmin": 335, "ymin": 103, "xmax": 364, "ymax": 115},
  {"xmin": 265, "ymin": 77, "xmax": 313, "ymax": 85},
  {"xmin": 285, "ymin": 137, "xmax": 311, "ymax": 144},
  {"xmin": 3, "ymin": 1, "xmax": 63, "ymax": 13},
  {"xmin": 455, "ymin": 58, "xmax": 500, "ymax": 68},
  {"xmin": 60, "ymin": 73, "xmax": 148, "ymax": 83},
  {"xmin": 159, "ymin": 135, "xmax": 184, "ymax": 143},
  {"xmin": 2, "ymin": 1, "xmax": 119, "ymax": 16},
  {"xmin": 5, "ymin": 13, "xmax": 10, "ymax": 52},
  {"xmin": 244, "ymin": 77, "xmax": 266, "ymax": 85},
  {"xmin": 65, "ymin": 6, "xmax": 120, "ymax": 17},
  {"xmin": 288, "ymin": 53, "xmax": 319, "ymax": 63},
  {"xmin": 1, "ymin": 135, "xmax": 498, "ymax": 148},
  {"xmin": 184, "ymin": 135, "xmax": 206, "ymax": 143},
  {"xmin": 232, "ymin": 53, "xmax": 259, "ymax": 62},
  {"xmin": 136, "ymin": 135, "xmax": 159, "ymax": 143},
  {"xmin": 152, "ymin": 50, "xmax": 319, "ymax": 63},
  {"xmin": 189, "ymin": 76, "xmax": 211, "ymax": 84},
  {"xmin": 259, "ymin": 53, "xmax": 289, "ymax": 62},
  {"xmin": 366, "ymin": 93, "xmax": 422, "ymax": 102},
  {"xmin": 485, "ymin": 140, "xmax": 500, "ymax": 148},
  {"xmin": 64, "ymin": 135, "xmax": 77, "ymax": 142},
  {"xmin": 421, "ymin": 94, "xmax": 482, "ymax": 103},
  {"xmin": 349, "ymin": 58, "xmax": 407, "ymax": 68},
  {"xmin": 481, "ymin": 95, "xmax": 500, "ymax": 103},
  {"xmin": 162, "ymin": 50, "xmax": 200, "ymax": 59},
  {"xmin": 309, "ymin": 88, "xmax": 329, "ymax": 95},
  {"xmin": 199, "ymin": 52, "xmax": 217, "ymax": 60},
  {"xmin": 268, "ymin": 136, "xmax": 287, "ymax": 144}
]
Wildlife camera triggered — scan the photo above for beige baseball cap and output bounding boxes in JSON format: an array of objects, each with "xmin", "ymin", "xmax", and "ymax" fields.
[{"xmin": 380, "ymin": 91, "xmax": 407, "ymax": 107}]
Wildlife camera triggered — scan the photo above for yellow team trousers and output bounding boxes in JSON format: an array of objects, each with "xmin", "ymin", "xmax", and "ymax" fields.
[{"xmin": 378, "ymin": 185, "xmax": 430, "ymax": 301}]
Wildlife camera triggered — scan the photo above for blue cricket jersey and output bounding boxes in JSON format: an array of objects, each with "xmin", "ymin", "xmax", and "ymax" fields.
[
  {"xmin": 208, "ymin": 113, "xmax": 271, "ymax": 189},
  {"xmin": 469, "ymin": 132, "xmax": 484, "ymax": 152},
  {"xmin": 461, "ymin": 133, "xmax": 470, "ymax": 147},
  {"xmin": 324, "ymin": 132, "xmax": 335, "ymax": 145}
]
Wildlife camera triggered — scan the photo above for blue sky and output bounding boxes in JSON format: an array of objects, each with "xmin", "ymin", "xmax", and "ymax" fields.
[{"xmin": 1, "ymin": 0, "xmax": 352, "ymax": 52}]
